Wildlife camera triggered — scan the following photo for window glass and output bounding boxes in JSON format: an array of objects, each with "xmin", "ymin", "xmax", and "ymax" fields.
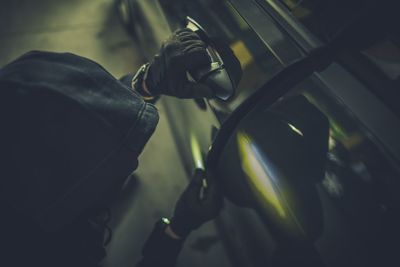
[
  {"xmin": 359, "ymin": 37, "xmax": 400, "ymax": 117},
  {"xmin": 362, "ymin": 38, "xmax": 400, "ymax": 81},
  {"xmin": 275, "ymin": 0, "xmax": 367, "ymax": 42},
  {"xmin": 286, "ymin": 76, "xmax": 400, "ymax": 252},
  {"xmin": 341, "ymin": 27, "xmax": 400, "ymax": 117}
]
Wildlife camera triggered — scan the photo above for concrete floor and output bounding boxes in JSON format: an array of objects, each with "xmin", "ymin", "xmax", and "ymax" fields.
[{"xmin": 0, "ymin": 0, "xmax": 231, "ymax": 266}]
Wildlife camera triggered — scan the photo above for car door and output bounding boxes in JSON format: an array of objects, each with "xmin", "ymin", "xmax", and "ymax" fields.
[{"xmin": 256, "ymin": 0, "xmax": 378, "ymax": 46}]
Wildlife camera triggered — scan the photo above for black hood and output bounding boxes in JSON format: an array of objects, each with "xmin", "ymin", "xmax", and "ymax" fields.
[{"xmin": 1, "ymin": 51, "xmax": 159, "ymax": 232}]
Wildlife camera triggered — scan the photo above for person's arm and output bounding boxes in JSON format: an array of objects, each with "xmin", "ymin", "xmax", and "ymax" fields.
[
  {"xmin": 132, "ymin": 28, "xmax": 214, "ymax": 100},
  {"xmin": 136, "ymin": 169, "xmax": 222, "ymax": 267}
]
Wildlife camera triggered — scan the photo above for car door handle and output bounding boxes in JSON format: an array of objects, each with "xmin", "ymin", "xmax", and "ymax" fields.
[{"xmin": 186, "ymin": 17, "xmax": 241, "ymax": 101}]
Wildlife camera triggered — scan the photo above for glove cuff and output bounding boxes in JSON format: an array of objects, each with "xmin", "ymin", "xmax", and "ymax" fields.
[{"xmin": 132, "ymin": 63, "xmax": 155, "ymax": 99}]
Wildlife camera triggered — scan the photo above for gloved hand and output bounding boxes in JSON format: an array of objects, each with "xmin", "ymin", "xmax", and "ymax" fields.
[
  {"xmin": 145, "ymin": 29, "xmax": 214, "ymax": 99},
  {"xmin": 170, "ymin": 169, "xmax": 222, "ymax": 238}
]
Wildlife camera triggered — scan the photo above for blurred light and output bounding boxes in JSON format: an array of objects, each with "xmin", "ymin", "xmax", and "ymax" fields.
[
  {"xmin": 328, "ymin": 133, "xmax": 337, "ymax": 150},
  {"xmin": 202, "ymin": 178, "xmax": 208, "ymax": 188},
  {"xmin": 237, "ymin": 131, "xmax": 286, "ymax": 217},
  {"xmin": 162, "ymin": 217, "xmax": 171, "ymax": 224},
  {"xmin": 190, "ymin": 132, "xmax": 205, "ymax": 170},
  {"xmin": 288, "ymin": 123, "xmax": 303, "ymax": 137},
  {"xmin": 230, "ymin": 40, "xmax": 253, "ymax": 69}
]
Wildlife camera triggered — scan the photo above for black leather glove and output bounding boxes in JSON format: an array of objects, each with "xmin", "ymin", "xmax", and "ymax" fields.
[
  {"xmin": 170, "ymin": 169, "xmax": 222, "ymax": 238},
  {"xmin": 145, "ymin": 29, "xmax": 214, "ymax": 99}
]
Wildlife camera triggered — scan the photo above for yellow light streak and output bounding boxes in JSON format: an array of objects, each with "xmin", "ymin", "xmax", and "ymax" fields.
[
  {"xmin": 190, "ymin": 132, "xmax": 205, "ymax": 170},
  {"xmin": 230, "ymin": 40, "xmax": 253, "ymax": 69},
  {"xmin": 288, "ymin": 123, "xmax": 303, "ymax": 137},
  {"xmin": 237, "ymin": 132, "xmax": 286, "ymax": 217}
]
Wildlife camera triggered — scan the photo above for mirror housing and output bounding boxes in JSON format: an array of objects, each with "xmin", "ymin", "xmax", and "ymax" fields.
[
  {"xmin": 186, "ymin": 17, "xmax": 242, "ymax": 101},
  {"xmin": 215, "ymin": 95, "xmax": 329, "ymax": 241}
]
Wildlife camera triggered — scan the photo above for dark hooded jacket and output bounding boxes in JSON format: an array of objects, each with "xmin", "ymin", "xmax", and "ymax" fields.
[{"xmin": 0, "ymin": 51, "xmax": 182, "ymax": 267}]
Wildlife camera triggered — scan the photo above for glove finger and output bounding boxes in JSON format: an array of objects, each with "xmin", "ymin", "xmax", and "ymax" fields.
[
  {"xmin": 174, "ymin": 28, "xmax": 194, "ymax": 36},
  {"xmin": 176, "ymin": 29, "xmax": 201, "ymax": 41},
  {"xmin": 183, "ymin": 169, "xmax": 205, "ymax": 199},
  {"xmin": 182, "ymin": 81, "xmax": 215, "ymax": 99},
  {"xmin": 203, "ymin": 176, "xmax": 221, "ymax": 203},
  {"xmin": 179, "ymin": 34, "xmax": 202, "ymax": 42},
  {"xmin": 183, "ymin": 48, "xmax": 211, "ymax": 70},
  {"xmin": 182, "ymin": 40, "xmax": 207, "ymax": 52},
  {"xmin": 202, "ymin": 170, "xmax": 222, "ymax": 198},
  {"xmin": 191, "ymin": 169, "xmax": 204, "ymax": 186}
]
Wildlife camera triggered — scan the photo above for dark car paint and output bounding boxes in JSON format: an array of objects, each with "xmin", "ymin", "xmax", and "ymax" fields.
[
  {"xmin": 120, "ymin": 0, "xmax": 400, "ymax": 266},
  {"xmin": 255, "ymin": 0, "xmax": 322, "ymax": 52},
  {"xmin": 215, "ymin": 64, "xmax": 400, "ymax": 266}
]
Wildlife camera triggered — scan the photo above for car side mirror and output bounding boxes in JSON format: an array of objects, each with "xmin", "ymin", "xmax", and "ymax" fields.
[
  {"xmin": 209, "ymin": 95, "xmax": 329, "ymax": 241},
  {"xmin": 186, "ymin": 17, "xmax": 242, "ymax": 101}
]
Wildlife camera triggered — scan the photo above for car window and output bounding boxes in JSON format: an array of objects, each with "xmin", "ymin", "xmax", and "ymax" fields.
[
  {"xmin": 284, "ymin": 76, "xmax": 400, "ymax": 261},
  {"xmin": 337, "ymin": 25, "xmax": 400, "ymax": 118},
  {"xmin": 272, "ymin": 0, "xmax": 370, "ymax": 42},
  {"xmin": 362, "ymin": 37, "xmax": 400, "ymax": 81}
]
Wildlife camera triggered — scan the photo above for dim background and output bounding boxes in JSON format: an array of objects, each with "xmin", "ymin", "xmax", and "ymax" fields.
[{"xmin": 0, "ymin": 0, "xmax": 231, "ymax": 266}]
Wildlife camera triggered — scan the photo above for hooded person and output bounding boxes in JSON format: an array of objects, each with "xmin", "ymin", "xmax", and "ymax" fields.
[{"xmin": 0, "ymin": 29, "xmax": 222, "ymax": 267}]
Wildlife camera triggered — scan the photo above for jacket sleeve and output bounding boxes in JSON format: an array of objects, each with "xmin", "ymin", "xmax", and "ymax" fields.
[{"xmin": 135, "ymin": 220, "xmax": 185, "ymax": 267}]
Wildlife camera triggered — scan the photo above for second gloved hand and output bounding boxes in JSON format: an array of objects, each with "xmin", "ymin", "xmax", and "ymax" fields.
[
  {"xmin": 170, "ymin": 169, "xmax": 222, "ymax": 238},
  {"xmin": 145, "ymin": 29, "xmax": 214, "ymax": 99}
]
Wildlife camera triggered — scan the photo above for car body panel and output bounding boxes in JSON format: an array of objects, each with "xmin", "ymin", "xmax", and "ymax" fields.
[
  {"xmin": 229, "ymin": 0, "xmax": 305, "ymax": 65},
  {"xmin": 216, "ymin": 62, "xmax": 400, "ymax": 266},
  {"xmin": 317, "ymin": 63, "xmax": 400, "ymax": 161},
  {"xmin": 255, "ymin": 0, "xmax": 322, "ymax": 52},
  {"xmin": 123, "ymin": 0, "xmax": 400, "ymax": 266}
]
